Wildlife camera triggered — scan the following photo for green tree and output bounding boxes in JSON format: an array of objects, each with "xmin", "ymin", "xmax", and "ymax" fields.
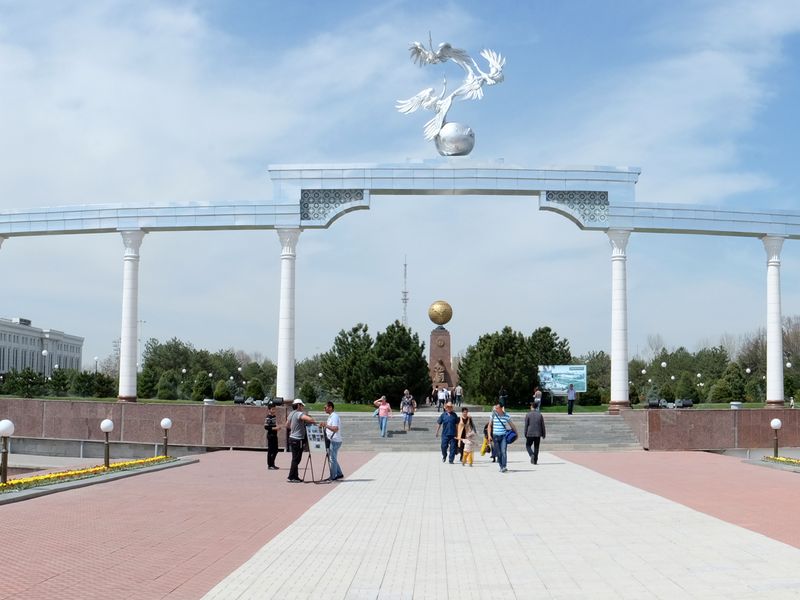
[
  {"xmin": 214, "ymin": 380, "xmax": 231, "ymax": 401},
  {"xmin": 298, "ymin": 381, "xmax": 318, "ymax": 404},
  {"xmin": 458, "ymin": 326, "xmax": 534, "ymax": 406},
  {"xmin": 720, "ymin": 362, "xmax": 746, "ymax": 402},
  {"xmin": 157, "ymin": 369, "xmax": 180, "ymax": 400},
  {"xmin": 709, "ymin": 378, "xmax": 734, "ymax": 402},
  {"xmin": 245, "ymin": 377, "xmax": 265, "ymax": 400},
  {"xmin": 50, "ymin": 368, "xmax": 71, "ymax": 396},
  {"xmin": 94, "ymin": 373, "xmax": 116, "ymax": 398},
  {"xmin": 659, "ymin": 381, "xmax": 675, "ymax": 401},
  {"xmin": 675, "ymin": 372, "xmax": 698, "ymax": 402},
  {"xmin": 580, "ymin": 351, "xmax": 610, "ymax": 404},
  {"xmin": 366, "ymin": 321, "xmax": 431, "ymax": 404},
  {"xmin": 5, "ymin": 368, "xmax": 43, "ymax": 398},
  {"xmin": 70, "ymin": 371, "xmax": 95, "ymax": 397},
  {"xmin": 694, "ymin": 346, "xmax": 729, "ymax": 389},
  {"xmin": 744, "ymin": 377, "xmax": 765, "ymax": 403},
  {"xmin": 321, "ymin": 324, "xmax": 374, "ymax": 404}
]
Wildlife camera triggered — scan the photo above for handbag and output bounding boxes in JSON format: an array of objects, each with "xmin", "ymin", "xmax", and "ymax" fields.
[{"xmin": 505, "ymin": 429, "xmax": 518, "ymax": 444}]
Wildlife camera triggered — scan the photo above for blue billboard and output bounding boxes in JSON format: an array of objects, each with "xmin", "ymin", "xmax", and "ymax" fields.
[{"xmin": 538, "ymin": 365, "xmax": 587, "ymax": 394}]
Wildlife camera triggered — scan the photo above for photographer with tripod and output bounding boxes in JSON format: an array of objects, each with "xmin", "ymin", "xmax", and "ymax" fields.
[{"xmin": 285, "ymin": 399, "xmax": 317, "ymax": 483}]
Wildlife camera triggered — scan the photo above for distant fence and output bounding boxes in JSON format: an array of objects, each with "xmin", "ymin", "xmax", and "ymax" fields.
[
  {"xmin": 0, "ymin": 398, "xmax": 285, "ymax": 450},
  {"xmin": 621, "ymin": 408, "xmax": 799, "ymax": 450}
]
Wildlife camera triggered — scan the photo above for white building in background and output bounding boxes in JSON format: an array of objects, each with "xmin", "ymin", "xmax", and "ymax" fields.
[{"xmin": 0, "ymin": 317, "xmax": 83, "ymax": 376}]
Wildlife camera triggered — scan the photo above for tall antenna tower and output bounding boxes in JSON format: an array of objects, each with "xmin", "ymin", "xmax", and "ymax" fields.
[{"xmin": 401, "ymin": 256, "xmax": 409, "ymax": 327}]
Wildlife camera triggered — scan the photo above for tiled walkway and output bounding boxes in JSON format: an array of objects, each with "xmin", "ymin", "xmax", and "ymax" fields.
[
  {"xmin": 204, "ymin": 450, "xmax": 800, "ymax": 599},
  {"xmin": 3, "ymin": 448, "xmax": 800, "ymax": 599}
]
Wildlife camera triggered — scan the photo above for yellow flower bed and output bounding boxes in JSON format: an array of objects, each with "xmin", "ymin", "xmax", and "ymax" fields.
[
  {"xmin": 762, "ymin": 455, "xmax": 800, "ymax": 467},
  {"xmin": 1, "ymin": 455, "xmax": 175, "ymax": 493}
]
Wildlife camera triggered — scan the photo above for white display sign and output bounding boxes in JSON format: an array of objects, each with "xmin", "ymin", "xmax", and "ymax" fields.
[
  {"xmin": 306, "ymin": 425, "xmax": 326, "ymax": 454},
  {"xmin": 538, "ymin": 365, "xmax": 587, "ymax": 394}
]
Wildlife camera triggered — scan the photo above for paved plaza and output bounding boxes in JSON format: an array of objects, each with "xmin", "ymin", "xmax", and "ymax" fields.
[{"xmin": 2, "ymin": 448, "xmax": 800, "ymax": 599}]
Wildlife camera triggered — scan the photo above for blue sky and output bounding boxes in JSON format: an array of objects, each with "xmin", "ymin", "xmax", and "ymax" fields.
[{"xmin": 2, "ymin": 0, "xmax": 800, "ymax": 368}]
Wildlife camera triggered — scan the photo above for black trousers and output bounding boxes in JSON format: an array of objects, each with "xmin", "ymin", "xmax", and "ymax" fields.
[
  {"xmin": 526, "ymin": 436, "xmax": 541, "ymax": 464},
  {"xmin": 567, "ymin": 399, "xmax": 574, "ymax": 414},
  {"xmin": 288, "ymin": 438, "xmax": 304, "ymax": 480},
  {"xmin": 267, "ymin": 432, "xmax": 279, "ymax": 468}
]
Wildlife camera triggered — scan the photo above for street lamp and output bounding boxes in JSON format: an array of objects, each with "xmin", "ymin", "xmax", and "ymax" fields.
[
  {"xmin": 660, "ymin": 362, "xmax": 667, "ymax": 368},
  {"xmin": 787, "ymin": 361, "xmax": 792, "ymax": 369},
  {"xmin": 94, "ymin": 356, "xmax": 99, "ymax": 374},
  {"xmin": 771, "ymin": 418, "xmax": 782, "ymax": 458},
  {"xmin": 745, "ymin": 367, "xmax": 751, "ymax": 375},
  {"xmin": 100, "ymin": 419, "xmax": 114, "ymax": 469},
  {"xmin": 641, "ymin": 369, "xmax": 647, "ymax": 375},
  {"xmin": 0, "ymin": 419, "xmax": 14, "ymax": 484},
  {"xmin": 208, "ymin": 372, "xmax": 213, "ymax": 398},
  {"xmin": 160, "ymin": 418, "xmax": 172, "ymax": 457},
  {"xmin": 41, "ymin": 349, "xmax": 48, "ymax": 377}
]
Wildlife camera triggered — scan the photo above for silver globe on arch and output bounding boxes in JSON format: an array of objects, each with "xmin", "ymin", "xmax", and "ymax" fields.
[{"xmin": 396, "ymin": 35, "xmax": 505, "ymax": 156}]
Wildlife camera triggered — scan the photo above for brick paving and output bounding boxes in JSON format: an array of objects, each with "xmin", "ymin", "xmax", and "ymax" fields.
[
  {"xmin": 0, "ymin": 450, "xmax": 374, "ymax": 600},
  {"xmin": 4, "ymin": 447, "xmax": 800, "ymax": 599},
  {"xmin": 554, "ymin": 449, "xmax": 800, "ymax": 549}
]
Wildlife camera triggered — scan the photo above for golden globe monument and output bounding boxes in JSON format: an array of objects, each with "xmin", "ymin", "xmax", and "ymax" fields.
[{"xmin": 428, "ymin": 300, "xmax": 456, "ymax": 388}]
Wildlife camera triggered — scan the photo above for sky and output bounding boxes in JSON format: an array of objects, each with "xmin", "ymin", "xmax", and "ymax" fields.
[{"xmin": 2, "ymin": 0, "xmax": 800, "ymax": 369}]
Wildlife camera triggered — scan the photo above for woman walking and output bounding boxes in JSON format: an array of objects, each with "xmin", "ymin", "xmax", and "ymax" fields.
[{"xmin": 373, "ymin": 395, "xmax": 392, "ymax": 438}]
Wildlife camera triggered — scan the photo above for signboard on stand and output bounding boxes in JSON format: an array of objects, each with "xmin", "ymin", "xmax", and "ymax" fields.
[
  {"xmin": 306, "ymin": 425, "xmax": 326, "ymax": 453},
  {"xmin": 538, "ymin": 365, "xmax": 587, "ymax": 395}
]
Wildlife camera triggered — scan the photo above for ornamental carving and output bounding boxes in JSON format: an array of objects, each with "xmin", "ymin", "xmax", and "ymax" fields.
[
  {"xmin": 546, "ymin": 191, "xmax": 609, "ymax": 223},
  {"xmin": 300, "ymin": 189, "xmax": 364, "ymax": 221}
]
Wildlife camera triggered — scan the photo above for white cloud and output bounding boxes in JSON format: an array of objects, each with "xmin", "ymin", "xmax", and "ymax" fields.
[{"xmin": 1, "ymin": 1, "xmax": 800, "ymax": 372}]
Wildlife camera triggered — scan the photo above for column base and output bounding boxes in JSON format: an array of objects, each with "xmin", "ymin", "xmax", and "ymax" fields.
[
  {"xmin": 607, "ymin": 401, "xmax": 630, "ymax": 415},
  {"xmin": 117, "ymin": 396, "xmax": 138, "ymax": 403},
  {"xmin": 765, "ymin": 399, "xmax": 785, "ymax": 407}
]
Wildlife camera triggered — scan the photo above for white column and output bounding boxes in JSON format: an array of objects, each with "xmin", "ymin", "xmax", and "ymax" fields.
[
  {"xmin": 118, "ymin": 230, "xmax": 145, "ymax": 402},
  {"xmin": 276, "ymin": 228, "xmax": 301, "ymax": 401},
  {"xmin": 608, "ymin": 229, "xmax": 631, "ymax": 412},
  {"xmin": 763, "ymin": 235, "xmax": 785, "ymax": 406},
  {"xmin": 0, "ymin": 236, "xmax": 5, "ymax": 249}
]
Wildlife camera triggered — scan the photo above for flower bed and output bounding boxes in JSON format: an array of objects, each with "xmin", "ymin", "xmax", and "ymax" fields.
[
  {"xmin": 762, "ymin": 455, "xmax": 800, "ymax": 467},
  {"xmin": 0, "ymin": 455, "xmax": 176, "ymax": 493}
]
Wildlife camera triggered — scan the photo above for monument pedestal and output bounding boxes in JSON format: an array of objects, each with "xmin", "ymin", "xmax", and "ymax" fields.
[{"xmin": 429, "ymin": 326, "xmax": 456, "ymax": 388}]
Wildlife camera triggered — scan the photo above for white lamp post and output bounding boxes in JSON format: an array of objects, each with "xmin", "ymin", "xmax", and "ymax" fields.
[
  {"xmin": 100, "ymin": 418, "xmax": 114, "ymax": 468},
  {"xmin": 160, "ymin": 417, "xmax": 173, "ymax": 457},
  {"xmin": 771, "ymin": 418, "xmax": 783, "ymax": 458},
  {"xmin": 94, "ymin": 356, "xmax": 99, "ymax": 374},
  {"xmin": 41, "ymin": 349, "xmax": 48, "ymax": 377},
  {"xmin": 0, "ymin": 419, "xmax": 15, "ymax": 483},
  {"xmin": 660, "ymin": 362, "xmax": 667, "ymax": 368}
]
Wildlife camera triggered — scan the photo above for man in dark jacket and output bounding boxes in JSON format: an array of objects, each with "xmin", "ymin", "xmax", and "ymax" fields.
[
  {"xmin": 524, "ymin": 402, "xmax": 546, "ymax": 465},
  {"xmin": 264, "ymin": 402, "xmax": 280, "ymax": 470}
]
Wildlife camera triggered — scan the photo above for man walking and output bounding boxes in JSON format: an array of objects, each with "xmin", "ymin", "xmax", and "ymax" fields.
[
  {"xmin": 567, "ymin": 383, "xmax": 576, "ymax": 415},
  {"xmin": 524, "ymin": 402, "xmax": 546, "ymax": 464},
  {"xmin": 435, "ymin": 402, "xmax": 459, "ymax": 464},
  {"xmin": 321, "ymin": 401, "xmax": 343, "ymax": 481},
  {"xmin": 487, "ymin": 403, "xmax": 515, "ymax": 473},
  {"xmin": 436, "ymin": 387, "xmax": 447, "ymax": 412},
  {"xmin": 454, "ymin": 384, "xmax": 463, "ymax": 407},
  {"xmin": 286, "ymin": 399, "xmax": 316, "ymax": 483}
]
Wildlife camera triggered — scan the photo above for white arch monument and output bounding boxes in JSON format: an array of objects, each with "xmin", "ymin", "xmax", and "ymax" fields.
[{"xmin": 0, "ymin": 160, "xmax": 795, "ymax": 409}]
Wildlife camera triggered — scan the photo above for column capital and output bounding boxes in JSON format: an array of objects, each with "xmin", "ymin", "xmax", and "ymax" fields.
[
  {"xmin": 762, "ymin": 235, "xmax": 786, "ymax": 265},
  {"xmin": 607, "ymin": 229, "xmax": 632, "ymax": 257},
  {"xmin": 277, "ymin": 228, "xmax": 302, "ymax": 257},
  {"xmin": 119, "ymin": 229, "xmax": 145, "ymax": 257}
]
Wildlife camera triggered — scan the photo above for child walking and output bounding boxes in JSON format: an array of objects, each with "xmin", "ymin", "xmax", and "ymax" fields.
[{"xmin": 459, "ymin": 416, "xmax": 477, "ymax": 466}]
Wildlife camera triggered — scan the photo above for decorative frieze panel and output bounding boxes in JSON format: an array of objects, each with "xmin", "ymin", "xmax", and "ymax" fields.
[
  {"xmin": 546, "ymin": 191, "xmax": 609, "ymax": 223},
  {"xmin": 300, "ymin": 189, "xmax": 364, "ymax": 221}
]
